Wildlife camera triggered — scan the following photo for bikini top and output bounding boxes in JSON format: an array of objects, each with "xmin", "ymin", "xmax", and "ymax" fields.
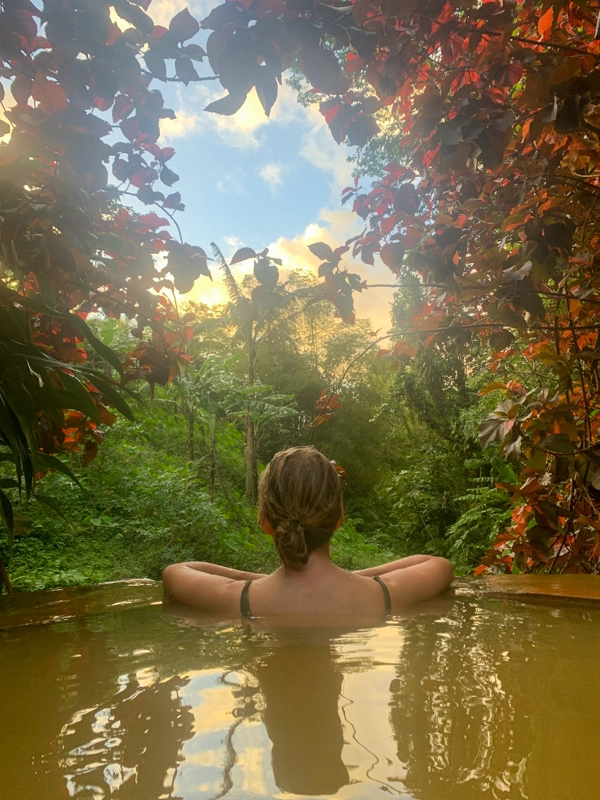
[{"xmin": 240, "ymin": 574, "xmax": 392, "ymax": 620}]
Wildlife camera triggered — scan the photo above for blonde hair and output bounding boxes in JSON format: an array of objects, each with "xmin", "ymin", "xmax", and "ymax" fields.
[{"xmin": 258, "ymin": 446, "xmax": 343, "ymax": 570}]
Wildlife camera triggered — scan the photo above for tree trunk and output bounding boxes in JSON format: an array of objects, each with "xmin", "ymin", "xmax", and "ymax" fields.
[
  {"xmin": 187, "ymin": 410, "xmax": 195, "ymax": 462},
  {"xmin": 0, "ymin": 557, "xmax": 12, "ymax": 594},
  {"xmin": 209, "ymin": 418, "xmax": 217, "ymax": 502},
  {"xmin": 244, "ymin": 412, "xmax": 258, "ymax": 502},
  {"xmin": 244, "ymin": 341, "xmax": 258, "ymax": 502}
]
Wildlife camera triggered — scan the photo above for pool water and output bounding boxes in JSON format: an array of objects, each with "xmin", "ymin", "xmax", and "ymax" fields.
[{"xmin": 2, "ymin": 592, "xmax": 600, "ymax": 800}]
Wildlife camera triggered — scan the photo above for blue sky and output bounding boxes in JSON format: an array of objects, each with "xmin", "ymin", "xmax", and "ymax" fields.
[{"xmin": 142, "ymin": 0, "xmax": 397, "ymax": 327}]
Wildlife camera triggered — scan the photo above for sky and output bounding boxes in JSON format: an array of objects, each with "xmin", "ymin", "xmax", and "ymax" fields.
[{"xmin": 146, "ymin": 0, "xmax": 398, "ymax": 329}]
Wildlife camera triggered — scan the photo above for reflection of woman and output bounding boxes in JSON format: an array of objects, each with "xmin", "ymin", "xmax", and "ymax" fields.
[
  {"xmin": 163, "ymin": 446, "xmax": 453, "ymax": 619},
  {"xmin": 255, "ymin": 641, "xmax": 349, "ymax": 795}
]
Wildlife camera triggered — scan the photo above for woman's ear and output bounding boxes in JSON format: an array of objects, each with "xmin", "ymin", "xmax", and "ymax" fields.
[
  {"xmin": 335, "ymin": 509, "xmax": 344, "ymax": 530},
  {"xmin": 259, "ymin": 511, "xmax": 275, "ymax": 538}
]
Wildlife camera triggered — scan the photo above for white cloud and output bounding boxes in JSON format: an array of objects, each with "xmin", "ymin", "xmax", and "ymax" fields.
[
  {"xmin": 298, "ymin": 105, "xmax": 354, "ymax": 198},
  {"xmin": 215, "ymin": 174, "xmax": 248, "ymax": 196},
  {"xmin": 259, "ymin": 162, "xmax": 285, "ymax": 189},
  {"xmin": 161, "ymin": 81, "xmax": 305, "ymax": 149},
  {"xmin": 151, "ymin": 0, "xmax": 216, "ymax": 27},
  {"xmin": 223, "ymin": 235, "xmax": 245, "ymax": 252},
  {"xmin": 182, "ymin": 204, "xmax": 397, "ymax": 330},
  {"xmin": 182, "ymin": 205, "xmax": 397, "ymax": 330},
  {"xmin": 160, "ymin": 107, "xmax": 202, "ymax": 140}
]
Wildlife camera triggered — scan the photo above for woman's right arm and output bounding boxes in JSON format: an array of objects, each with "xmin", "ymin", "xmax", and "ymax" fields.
[{"xmin": 162, "ymin": 562, "xmax": 266, "ymax": 611}]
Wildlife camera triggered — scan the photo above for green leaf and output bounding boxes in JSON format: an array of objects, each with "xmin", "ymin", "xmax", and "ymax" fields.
[
  {"xmin": 86, "ymin": 373, "xmax": 135, "ymax": 421},
  {"xmin": 43, "ymin": 390, "xmax": 101, "ymax": 423},
  {"xmin": 36, "ymin": 453, "xmax": 82, "ymax": 488},
  {"xmin": 0, "ymin": 487, "xmax": 14, "ymax": 547},
  {"xmin": 0, "ymin": 389, "xmax": 32, "ymax": 496},
  {"xmin": 33, "ymin": 493, "xmax": 69, "ymax": 521},
  {"xmin": 541, "ymin": 434, "xmax": 575, "ymax": 455},
  {"xmin": 56, "ymin": 370, "xmax": 101, "ymax": 421},
  {"xmin": 69, "ymin": 316, "xmax": 124, "ymax": 376}
]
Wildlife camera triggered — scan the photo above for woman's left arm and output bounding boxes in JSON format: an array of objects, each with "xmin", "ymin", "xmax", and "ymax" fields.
[{"xmin": 352, "ymin": 554, "xmax": 436, "ymax": 576}]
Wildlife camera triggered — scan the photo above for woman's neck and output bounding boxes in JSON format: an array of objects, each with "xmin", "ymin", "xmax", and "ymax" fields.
[{"xmin": 276, "ymin": 545, "xmax": 338, "ymax": 577}]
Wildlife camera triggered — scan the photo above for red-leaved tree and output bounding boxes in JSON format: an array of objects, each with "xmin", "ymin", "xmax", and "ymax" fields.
[{"xmin": 0, "ymin": 0, "xmax": 213, "ymax": 548}]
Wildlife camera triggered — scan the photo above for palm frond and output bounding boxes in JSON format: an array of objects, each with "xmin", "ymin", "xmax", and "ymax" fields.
[{"xmin": 210, "ymin": 242, "xmax": 244, "ymax": 306}]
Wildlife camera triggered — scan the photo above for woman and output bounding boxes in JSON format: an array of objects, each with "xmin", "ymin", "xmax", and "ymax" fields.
[{"xmin": 162, "ymin": 446, "xmax": 453, "ymax": 619}]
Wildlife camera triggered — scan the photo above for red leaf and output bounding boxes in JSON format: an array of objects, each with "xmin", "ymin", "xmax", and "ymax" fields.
[
  {"xmin": 139, "ymin": 212, "xmax": 170, "ymax": 229},
  {"xmin": 31, "ymin": 71, "xmax": 68, "ymax": 116},
  {"xmin": 538, "ymin": 7, "xmax": 553, "ymax": 38},
  {"xmin": 506, "ymin": 62, "xmax": 523, "ymax": 86},
  {"xmin": 11, "ymin": 74, "xmax": 32, "ymax": 105},
  {"xmin": 300, "ymin": 40, "xmax": 352, "ymax": 95},
  {"xmin": 380, "ymin": 242, "xmax": 405, "ymax": 273},
  {"xmin": 381, "ymin": 215, "xmax": 397, "ymax": 235},
  {"xmin": 112, "ymin": 94, "xmax": 134, "ymax": 123},
  {"xmin": 150, "ymin": 25, "xmax": 168, "ymax": 38},
  {"xmin": 130, "ymin": 168, "xmax": 157, "ymax": 188},
  {"xmin": 83, "ymin": 440, "xmax": 99, "ymax": 467}
]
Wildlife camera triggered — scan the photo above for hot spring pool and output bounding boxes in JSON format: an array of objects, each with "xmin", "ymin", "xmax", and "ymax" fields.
[{"xmin": 2, "ymin": 580, "xmax": 600, "ymax": 800}]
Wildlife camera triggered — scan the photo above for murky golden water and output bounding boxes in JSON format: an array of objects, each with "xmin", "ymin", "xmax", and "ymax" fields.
[{"xmin": 2, "ymin": 594, "xmax": 600, "ymax": 800}]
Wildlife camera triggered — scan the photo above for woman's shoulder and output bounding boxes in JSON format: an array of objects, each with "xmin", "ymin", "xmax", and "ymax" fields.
[{"xmin": 163, "ymin": 563, "xmax": 266, "ymax": 616}]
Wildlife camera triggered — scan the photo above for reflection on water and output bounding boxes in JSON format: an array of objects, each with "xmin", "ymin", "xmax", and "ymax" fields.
[
  {"xmin": 389, "ymin": 602, "xmax": 600, "ymax": 800},
  {"xmin": 60, "ymin": 673, "xmax": 194, "ymax": 798},
  {"xmin": 2, "ymin": 595, "xmax": 600, "ymax": 799}
]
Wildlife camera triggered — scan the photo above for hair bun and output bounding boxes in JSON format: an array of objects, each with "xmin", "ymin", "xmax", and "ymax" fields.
[{"xmin": 275, "ymin": 518, "xmax": 308, "ymax": 570}]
